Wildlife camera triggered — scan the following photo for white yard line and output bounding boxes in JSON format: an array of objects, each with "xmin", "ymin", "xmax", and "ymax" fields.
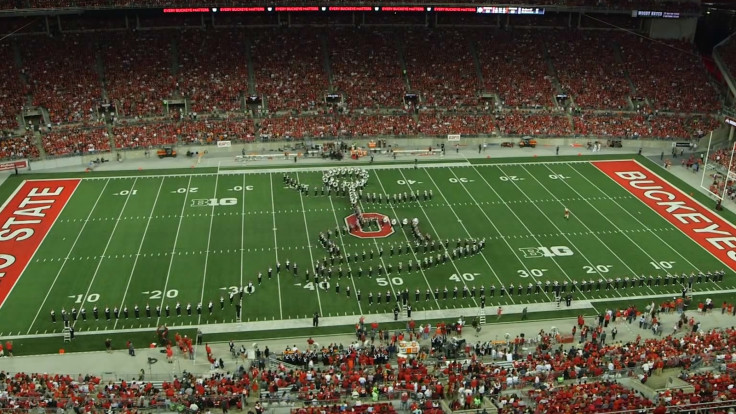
[
  {"xmin": 370, "ymin": 174, "xmax": 442, "ymax": 310},
  {"xmin": 495, "ymin": 165, "xmax": 619, "ymax": 299},
  {"xmin": 522, "ymin": 164, "xmax": 658, "ymax": 295},
  {"xmin": 295, "ymin": 172, "xmax": 323, "ymax": 316},
  {"xmin": 326, "ymin": 195, "xmax": 363, "ymax": 315},
  {"xmin": 156, "ymin": 176, "xmax": 193, "ymax": 327},
  {"xmin": 75, "ymin": 178, "xmax": 140, "ymax": 327},
  {"xmin": 394, "ymin": 169, "xmax": 482, "ymax": 307},
  {"xmin": 469, "ymin": 165, "xmax": 595, "ymax": 301},
  {"xmin": 446, "ymin": 168, "xmax": 553, "ymax": 302},
  {"xmin": 26, "ymin": 179, "xmax": 110, "ymax": 334},
  {"xmin": 566, "ymin": 163, "xmax": 721, "ymax": 289},
  {"xmin": 113, "ymin": 177, "xmax": 166, "ymax": 330},
  {"xmin": 198, "ymin": 173, "xmax": 220, "ymax": 325},
  {"xmin": 239, "ymin": 175, "xmax": 246, "ymax": 305},
  {"xmin": 268, "ymin": 173, "xmax": 284, "ymax": 320}
]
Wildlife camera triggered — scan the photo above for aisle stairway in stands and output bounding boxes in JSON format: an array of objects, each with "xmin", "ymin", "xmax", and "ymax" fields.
[
  {"xmin": 245, "ymin": 36, "xmax": 256, "ymax": 98},
  {"xmin": 542, "ymin": 39, "xmax": 572, "ymax": 108},
  {"xmin": 394, "ymin": 33, "xmax": 413, "ymax": 95},
  {"xmin": 320, "ymin": 33, "xmax": 335, "ymax": 95},
  {"xmin": 612, "ymin": 40, "xmax": 642, "ymax": 111}
]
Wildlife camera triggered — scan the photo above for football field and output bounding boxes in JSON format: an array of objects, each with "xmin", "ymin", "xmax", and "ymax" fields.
[{"xmin": 1, "ymin": 158, "xmax": 735, "ymax": 337}]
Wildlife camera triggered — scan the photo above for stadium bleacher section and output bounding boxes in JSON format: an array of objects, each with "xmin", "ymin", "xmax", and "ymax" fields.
[
  {"xmin": 4, "ymin": 305, "xmax": 736, "ymax": 413},
  {"xmin": 0, "ymin": 15, "xmax": 724, "ymax": 159}
]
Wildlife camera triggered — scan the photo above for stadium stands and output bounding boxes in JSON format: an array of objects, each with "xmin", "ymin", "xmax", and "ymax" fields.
[
  {"xmin": 0, "ymin": 17, "xmax": 725, "ymax": 159},
  {"xmin": 476, "ymin": 30, "xmax": 555, "ymax": 109},
  {"xmin": 404, "ymin": 29, "xmax": 479, "ymax": 109},
  {"xmin": 619, "ymin": 37, "xmax": 721, "ymax": 113},
  {"xmin": 41, "ymin": 126, "xmax": 110, "ymax": 156},
  {"xmin": 100, "ymin": 31, "xmax": 175, "ymax": 117},
  {"xmin": 21, "ymin": 34, "xmax": 102, "ymax": 125},
  {"xmin": 251, "ymin": 29, "xmax": 329, "ymax": 114},
  {"xmin": 328, "ymin": 29, "xmax": 406, "ymax": 110}
]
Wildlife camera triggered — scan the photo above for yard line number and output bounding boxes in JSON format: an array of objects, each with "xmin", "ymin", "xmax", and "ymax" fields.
[
  {"xmin": 650, "ymin": 261, "xmax": 675, "ymax": 270},
  {"xmin": 450, "ymin": 273, "xmax": 478, "ymax": 282},
  {"xmin": 377, "ymin": 277, "xmax": 404, "ymax": 286},
  {"xmin": 143, "ymin": 289, "xmax": 179, "ymax": 299},
  {"xmin": 70, "ymin": 293, "xmax": 100, "ymax": 303},
  {"xmin": 584, "ymin": 265, "xmax": 613, "ymax": 273},
  {"xmin": 517, "ymin": 269, "xmax": 547, "ymax": 278}
]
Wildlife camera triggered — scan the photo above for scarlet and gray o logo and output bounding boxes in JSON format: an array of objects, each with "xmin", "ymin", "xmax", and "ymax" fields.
[{"xmin": 345, "ymin": 212, "xmax": 394, "ymax": 239}]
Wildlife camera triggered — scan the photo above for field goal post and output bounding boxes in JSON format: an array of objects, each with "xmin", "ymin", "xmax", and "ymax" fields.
[{"xmin": 699, "ymin": 131, "xmax": 735, "ymax": 202}]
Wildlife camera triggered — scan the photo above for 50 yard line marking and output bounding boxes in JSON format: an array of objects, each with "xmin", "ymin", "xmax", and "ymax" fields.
[
  {"xmin": 295, "ymin": 172, "xmax": 322, "ymax": 316},
  {"xmin": 113, "ymin": 177, "xmax": 165, "ymax": 329},
  {"xmin": 75, "ymin": 178, "xmax": 140, "ymax": 328},
  {"xmin": 239, "ymin": 175, "xmax": 245, "ymax": 310},
  {"xmin": 371, "ymin": 173, "xmax": 441, "ymax": 310},
  {"xmin": 156, "ymin": 176, "xmax": 193, "ymax": 327},
  {"xmin": 268, "ymin": 173, "xmax": 283, "ymax": 319},
  {"xmin": 26, "ymin": 180, "xmax": 110, "ymax": 334}
]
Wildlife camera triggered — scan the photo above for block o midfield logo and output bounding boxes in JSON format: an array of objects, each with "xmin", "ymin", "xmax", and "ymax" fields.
[{"xmin": 345, "ymin": 212, "xmax": 395, "ymax": 239}]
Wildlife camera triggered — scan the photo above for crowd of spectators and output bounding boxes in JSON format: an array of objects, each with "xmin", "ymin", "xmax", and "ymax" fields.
[
  {"xmin": 22, "ymin": 34, "xmax": 102, "ymax": 125},
  {"xmin": 476, "ymin": 30, "xmax": 554, "ymax": 109},
  {"xmin": 404, "ymin": 30, "xmax": 479, "ymax": 109},
  {"xmin": 177, "ymin": 30, "xmax": 249, "ymax": 114},
  {"xmin": 178, "ymin": 118, "xmax": 256, "ymax": 143},
  {"xmin": 328, "ymin": 29, "xmax": 406, "ymax": 110},
  {"xmin": 5, "ymin": 306, "xmax": 736, "ymax": 412},
  {"xmin": 41, "ymin": 126, "xmax": 110, "ymax": 156},
  {"xmin": 0, "ymin": 26, "xmax": 726, "ymax": 159},
  {"xmin": 497, "ymin": 112, "xmax": 573, "ymax": 136},
  {"xmin": 547, "ymin": 31, "xmax": 631, "ymax": 110},
  {"xmin": 417, "ymin": 111, "xmax": 495, "ymax": 136},
  {"xmin": 250, "ymin": 30, "xmax": 329, "ymax": 113},
  {"xmin": 0, "ymin": 133, "xmax": 39, "ymax": 159},
  {"xmin": 112, "ymin": 122, "xmax": 179, "ymax": 150},
  {"xmin": 572, "ymin": 112, "xmax": 648, "ymax": 138},
  {"xmin": 101, "ymin": 31, "xmax": 175, "ymax": 117},
  {"xmin": 619, "ymin": 37, "xmax": 721, "ymax": 113},
  {"xmin": 526, "ymin": 381, "xmax": 654, "ymax": 413},
  {"xmin": 0, "ymin": 42, "xmax": 27, "ymax": 131}
]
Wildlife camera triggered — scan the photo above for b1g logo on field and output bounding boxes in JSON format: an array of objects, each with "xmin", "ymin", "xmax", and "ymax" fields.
[
  {"xmin": 191, "ymin": 198, "xmax": 238, "ymax": 207},
  {"xmin": 519, "ymin": 246, "xmax": 573, "ymax": 259},
  {"xmin": 345, "ymin": 212, "xmax": 394, "ymax": 239}
]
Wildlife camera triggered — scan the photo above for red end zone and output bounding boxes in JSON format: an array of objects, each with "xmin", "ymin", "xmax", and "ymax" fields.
[
  {"xmin": 593, "ymin": 160, "xmax": 736, "ymax": 272},
  {"xmin": 0, "ymin": 179, "xmax": 80, "ymax": 307}
]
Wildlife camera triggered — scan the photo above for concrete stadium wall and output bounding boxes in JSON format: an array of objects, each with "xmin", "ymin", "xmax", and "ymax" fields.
[
  {"xmin": 25, "ymin": 137, "xmax": 683, "ymax": 171},
  {"xmin": 647, "ymin": 17, "xmax": 698, "ymax": 41}
]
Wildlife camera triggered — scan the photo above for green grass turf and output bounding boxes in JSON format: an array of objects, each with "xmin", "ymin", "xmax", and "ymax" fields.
[{"xmin": 0, "ymin": 157, "xmax": 734, "ymax": 351}]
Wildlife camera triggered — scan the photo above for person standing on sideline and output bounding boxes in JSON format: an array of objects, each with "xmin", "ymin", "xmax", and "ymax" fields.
[
  {"xmin": 497, "ymin": 306, "xmax": 503, "ymax": 320},
  {"xmin": 105, "ymin": 338, "xmax": 112, "ymax": 353},
  {"xmin": 611, "ymin": 326, "xmax": 618, "ymax": 341},
  {"xmin": 556, "ymin": 146, "xmax": 559, "ymax": 156},
  {"xmin": 127, "ymin": 340, "xmax": 135, "ymax": 356},
  {"xmin": 521, "ymin": 307, "xmax": 528, "ymax": 320}
]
